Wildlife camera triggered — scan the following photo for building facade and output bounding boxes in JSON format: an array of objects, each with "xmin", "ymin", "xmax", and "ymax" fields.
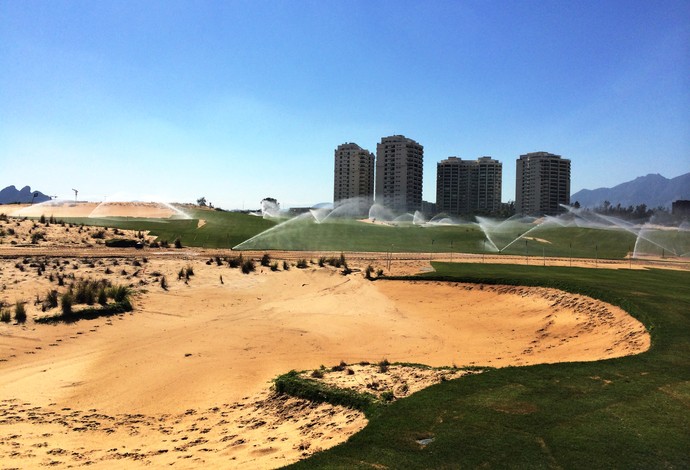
[
  {"xmin": 436, "ymin": 156, "xmax": 502, "ymax": 215},
  {"xmin": 333, "ymin": 143, "xmax": 375, "ymax": 215},
  {"xmin": 375, "ymin": 135, "xmax": 424, "ymax": 213},
  {"xmin": 515, "ymin": 152, "xmax": 571, "ymax": 216}
]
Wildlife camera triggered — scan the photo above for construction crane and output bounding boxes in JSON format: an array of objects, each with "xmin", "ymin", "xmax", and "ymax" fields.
[{"xmin": 72, "ymin": 189, "xmax": 78, "ymax": 202}]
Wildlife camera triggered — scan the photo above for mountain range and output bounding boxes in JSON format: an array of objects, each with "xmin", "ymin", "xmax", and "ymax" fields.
[
  {"xmin": 571, "ymin": 173, "xmax": 690, "ymax": 209},
  {"xmin": 0, "ymin": 185, "xmax": 51, "ymax": 204}
]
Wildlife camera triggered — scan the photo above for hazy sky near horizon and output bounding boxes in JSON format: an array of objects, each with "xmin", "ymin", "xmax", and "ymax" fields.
[{"xmin": 1, "ymin": 0, "xmax": 689, "ymax": 209}]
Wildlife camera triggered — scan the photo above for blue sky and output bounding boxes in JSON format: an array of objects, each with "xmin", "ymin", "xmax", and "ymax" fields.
[{"xmin": 1, "ymin": 0, "xmax": 688, "ymax": 209}]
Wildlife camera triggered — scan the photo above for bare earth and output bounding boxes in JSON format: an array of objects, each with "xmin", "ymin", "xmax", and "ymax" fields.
[{"xmin": 0, "ymin": 210, "xmax": 654, "ymax": 468}]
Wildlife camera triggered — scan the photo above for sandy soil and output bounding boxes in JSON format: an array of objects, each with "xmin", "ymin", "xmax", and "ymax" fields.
[
  {"xmin": 0, "ymin": 210, "xmax": 655, "ymax": 468},
  {"xmin": 7, "ymin": 201, "xmax": 182, "ymax": 219}
]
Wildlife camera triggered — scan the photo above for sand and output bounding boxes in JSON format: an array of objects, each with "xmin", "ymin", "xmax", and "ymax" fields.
[{"xmin": 0, "ymin": 211, "xmax": 655, "ymax": 468}]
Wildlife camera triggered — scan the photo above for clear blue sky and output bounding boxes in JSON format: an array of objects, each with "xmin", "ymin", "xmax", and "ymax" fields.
[{"xmin": 1, "ymin": 0, "xmax": 688, "ymax": 209}]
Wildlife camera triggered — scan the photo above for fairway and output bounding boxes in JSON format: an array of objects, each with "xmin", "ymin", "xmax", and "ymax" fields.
[
  {"xmin": 45, "ymin": 208, "xmax": 690, "ymax": 260},
  {"xmin": 290, "ymin": 264, "xmax": 690, "ymax": 469}
]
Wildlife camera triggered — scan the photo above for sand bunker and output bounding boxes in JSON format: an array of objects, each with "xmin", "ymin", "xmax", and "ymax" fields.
[
  {"xmin": 0, "ymin": 211, "xmax": 652, "ymax": 468},
  {"xmin": 0, "ymin": 249, "xmax": 650, "ymax": 468}
]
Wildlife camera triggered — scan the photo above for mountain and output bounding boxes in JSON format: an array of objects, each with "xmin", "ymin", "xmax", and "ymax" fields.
[
  {"xmin": 571, "ymin": 173, "xmax": 690, "ymax": 209},
  {"xmin": 0, "ymin": 185, "xmax": 51, "ymax": 204}
]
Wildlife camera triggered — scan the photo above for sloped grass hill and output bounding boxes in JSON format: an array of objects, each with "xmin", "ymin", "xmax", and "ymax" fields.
[
  {"xmin": 289, "ymin": 264, "xmax": 690, "ymax": 469},
  {"xmin": 59, "ymin": 208, "xmax": 275, "ymax": 249},
  {"xmin": 49, "ymin": 207, "xmax": 662, "ymax": 259}
]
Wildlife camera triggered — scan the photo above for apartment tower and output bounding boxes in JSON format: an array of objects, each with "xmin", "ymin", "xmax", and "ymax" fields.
[
  {"xmin": 436, "ymin": 156, "xmax": 502, "ymax": 215},
  {"xmin": 515, "ymin": 152, "xmax": 571, "ymax": 216},
  {"xmin": 333, "ymin": 143, "xmax": 375, "ymax": 215},
  {"xmin": 375, "ymin": 135, "xmax": 424, "ymax": 213}
]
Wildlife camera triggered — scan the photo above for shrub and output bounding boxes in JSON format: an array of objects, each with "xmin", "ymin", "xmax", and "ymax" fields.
[
  {"xmin": 377, "ymin": 269, "xmax": 384, "ymax": 277},
  {"xmin": 311, "ymin": 369, "xmax": 325, "ymax": 379},
  {"xmin": 365, "ymin": 265, "xmax": 374, "ymax": 280},
  {"xmin": 228, "ymin": 255, "xmax": 243, "ymax": 268},
  {"xmin": 241, "ymin": 259, "xmax": 256, "ymax": 274},
  {"xmin": 318, "ymin": 257, "xmax": 326, "ymax": 267},
  {"xmin": 270, "ymin": 262, "xmax": 279, "ymax": 272},
  {"xmin": 0, "ymin": 308, "xmax": 10, "ymax": 323},
  {"xmin": 261, "ymin": 253, "xmax": 271, "ymax": 267},
  {"xmin": 91, "ymin": 230, "xmax": 106, "ymax": 239},
  {"xmin": 61, "ymin": 293, "xmax": 73, "ymax": 316},
  {"xmin": 178, "ymin": 268, "xmax": 185, "ymax": 280},
  {"xmin": 160, "ymin": 276, "xmax": 168, "ymax": 290},
  {"xmin": 283, "ymin": 260, "xmax": 290, "ymax": 271},
  {"xmin": 31, "ymin": 232, "xmax": 46, "ymax": 244},
  {"xmin": 39, "ymin": 214, "xmax": 46, "ymax": 224},
  {"xmin": 296, "ymin": 259, "xmax": 308, "ymax": 269},
  {"xmin": 378, "ymin": 358, "xmax": 390, "ymax": 373},
  {"xmin": 108, "ymin": 285, "xmax": 130, "ymax": 303},
  {"xmin": 159, "ymin": 240, "xmax": 170, "ymax": 248},
  {"xmin": 14, "ymin": 301, "xmax": 27, "ymax": 323},
  {"xmin": 97, "ymin": 288, "xmax": 108, "ymax": 305},
  {"xmin": 45, "ymin": 290, "xmax": 59, "ymax": 309},
  {"xmin": 174, "ymin": 238, "xmax": 182, "ymax": 248},
  {"xmin": 185, "ymin": 266, "xmax": 194, "ymax": 277},
  {"xmin": 381, "ymin": 391, "xmax": 395, "ymax": 402}
]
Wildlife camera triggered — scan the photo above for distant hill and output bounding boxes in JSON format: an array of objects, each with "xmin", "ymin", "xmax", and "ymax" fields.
[
  {"xmin": 0, "ymin": 185, "xmax": 51, "ymax": 204},
  {"xmin": 571, "ymin": 173, "xmax": 690, "ymax": 209}
]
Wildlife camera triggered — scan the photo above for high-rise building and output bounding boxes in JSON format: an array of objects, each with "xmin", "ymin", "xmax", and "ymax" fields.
[
  {"xmin": 375, "ymin": 135, "xmax": 424, "ymax": 213},
  {"xmin": 333, "ymin": 143, "xmax": 375, "ymax": 215},
  {"xmin": 515, "ymin": 152, "xmax": 571, "ymax": 216},
  {"xmin": 436, "ymin": 156, "xmax": 502, "ymax": 215}
]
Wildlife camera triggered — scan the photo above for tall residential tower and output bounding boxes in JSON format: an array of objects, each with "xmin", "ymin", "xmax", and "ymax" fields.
[
  {"xmin": 333, "ymin": 143, "xmax": 375, "ymax": 215},
  {"xmin": 436, "ymin": 156, "xmax": 502, "ymax": 215},
  {"xmin": 515, "ymin": 152, "xmax": 571, "ymax": 216},
  {"xmin": 375, "ymin": 135, "xmax": 424, "ymax": 213}
]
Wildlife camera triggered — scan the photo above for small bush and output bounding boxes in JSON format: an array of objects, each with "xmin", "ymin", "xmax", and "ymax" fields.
[
  {"xmin": 185, "ymin": 266, "xmax": 194, "ymax": 277},
  {"xmin": 311, "ymin": 369, "xmax": 325, "ymax": 379},
  {"xmin": 270, "ymin": 262, "xmax": 279, "ymax": 272},
  {"xmin": 365, "ymin": 265, "xmax": 374, "ymax": 280},
  {"xmin": 381, "ymin": 391, "xmax": 395, "ymax": 402},
  {"xmin": 0, "ymin": 308, "xmax": 10, "ymax": 323},
  {"xmin": 283, "ymin": 260, "xmax": 290, "ymax": 271},
  {"xmin": 160, "ymin": 276, "xmax": 168, "ymax": 290},
  {"xmin": 261, "ymin": 253, "xmax": 271, "ymax": 267},
  {"xmin": 14, "ymin": 301, "xmax": 27, "ymax": 323},
  {"xmin": 296, "ymin": 259, "xmax": 308, "ymax": 269},
  {"xmin": 45, "ymin": 289, "xmax": 59, "ymax": 309},
  {"xmin": 318, "ymin": 257, "xmax": 326, "ymax": 267},
  {"xmin": 241, "ymin": 259, "xmax": 256, "ymax": 274},
  {"xmin": 61, "ymin": 293, "xmax": 73, "ymax": 316},
  {"xmin": 31, "ymin": 232, "xmax": 46, "ymax": 244},
  {"xmin": 91, "ymin": 230, "xmax": 106, "ymax": 239},
  {"xmin": 174, "ymin": 238, "xmax": 182, "ymax": 248},
  {"xmin": 378, "ymin": 358, "xmax": 390, "ymax": 373},
  {"xmin": 97, "ymin": 288, "xmax": 108, "ymax": 305},
  {"xmin": 228, "ymin": 255, "xmax": 243, "ymax": 268}
]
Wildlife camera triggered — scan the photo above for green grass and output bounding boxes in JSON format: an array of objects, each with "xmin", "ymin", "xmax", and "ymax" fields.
[
  {"xmin": 289, "ymin": 264, "xmax": 690, "ymax": 469},
  {"xmin": 51, "ymin": 209, "xmax": 689, "ymax": 260},
  {"xmin": 60, "ymin": 207, "xmax": 275, "ymax": 249}
]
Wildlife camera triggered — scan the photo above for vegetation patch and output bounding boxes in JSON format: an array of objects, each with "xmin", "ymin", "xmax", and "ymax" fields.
[{"xmin": 274, "ymin": 370, "xmax": 377, "ymax": 413}]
